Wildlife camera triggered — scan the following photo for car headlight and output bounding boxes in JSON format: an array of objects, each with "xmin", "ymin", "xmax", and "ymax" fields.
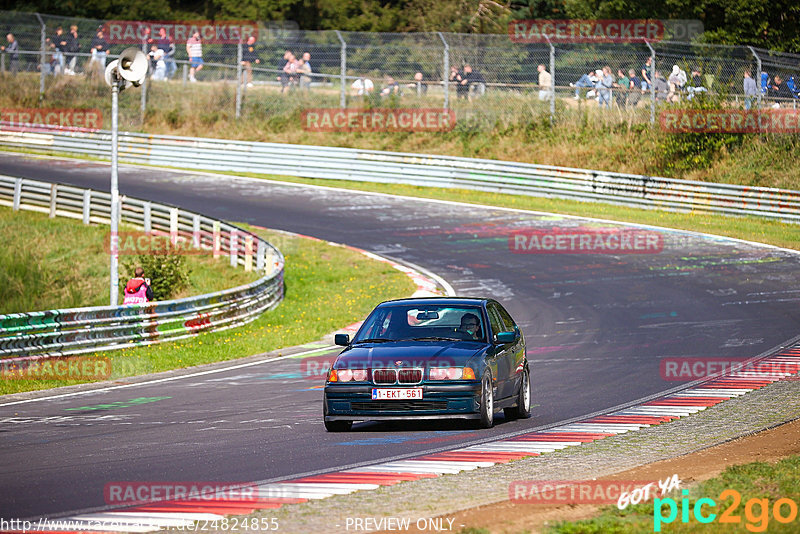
[
  {"xmin": 328, "ymin": 369, "xmax": 368, "ymax": 382},
  {"xmin": 429, "ymin": 367, "xmax": 475, "ymax": 380}
]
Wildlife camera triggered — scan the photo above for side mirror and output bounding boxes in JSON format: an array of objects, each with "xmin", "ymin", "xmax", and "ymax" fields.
[
  {"xmin": 334, "ymin": 333, "xmax": 350, "ymax": 346},
  {"xmin": 495, "ymin": 331, "xmax": 517, "ymax": 344}
]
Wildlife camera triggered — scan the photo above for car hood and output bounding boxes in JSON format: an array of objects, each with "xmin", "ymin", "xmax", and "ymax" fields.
[{"xmin": 335, "ymin": 340, "xmax": 486, "ymax": 369}]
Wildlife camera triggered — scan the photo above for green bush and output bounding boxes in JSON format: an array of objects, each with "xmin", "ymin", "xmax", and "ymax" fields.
[{"xmin": 121, "ymin": 247, "xmax": 191, "ymax": 301}]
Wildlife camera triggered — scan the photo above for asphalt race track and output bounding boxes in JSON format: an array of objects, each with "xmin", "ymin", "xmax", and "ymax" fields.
[{"xmin": 1, "ymin": 152, "xmax": 799, "ymax": 520}]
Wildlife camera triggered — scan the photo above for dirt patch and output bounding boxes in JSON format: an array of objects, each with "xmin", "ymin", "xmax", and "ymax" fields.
[{"xmin": 387, "ymin": 416, "xmax": 800, "ymax": 534}]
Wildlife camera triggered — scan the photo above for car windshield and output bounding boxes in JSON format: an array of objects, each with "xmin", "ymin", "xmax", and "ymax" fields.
[{"xmin": 353, "ymin": 304, "xmax": 486, "ymax": 343}]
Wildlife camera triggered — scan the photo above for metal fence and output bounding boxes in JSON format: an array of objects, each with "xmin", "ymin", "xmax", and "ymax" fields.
[
  {"xmin": 1, "ymin": 126, "xmax": 798, "ymax": 223},
  {"xmin": 0, "ymin": 174, "xmax": 285, "ymax": 360},
  {"xmin": 2, "ymin": 11, "xmax": 800, "ymax": 127}
]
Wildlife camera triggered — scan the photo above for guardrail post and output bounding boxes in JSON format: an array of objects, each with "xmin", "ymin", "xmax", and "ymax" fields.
[
  {"xmin": 213, "ymin": 221, "xmax": 221, "ymax": 258},
  {"xmin": 143, "ymin": 202, "xmax": 151, "ymax": 234},
  {"xmin": 192, "ymin": 214, "xmax": 201, "ymax": 248},
  {"xmin": 438, "ymin": 32, "xmax": 449, "ymax": 111},
  {"xmin": 35, "ymin": 13, "xmax": 46, "ymax": 99},
  {"xmin": 49, "ymin": 183, "xmax": 57, "ymax": 218},
  {"xmin": 235, "ymin": 41, "xmax": 243, "ymax": 119},
  {"xmin": 230, "ymin": 229, "xmax": 238, "ymax": 267},
  {"xmin": 257, "ymin": 240, "xmax": 265, "ymax": 271},
  {"xmin": 169, "ymin": 207, "xmax": 179, "ymax": 245},
  {"xmin": 82, "ymin": 190, "xmax": 91, "ymax": 224},
  {"xmin": 244, "ymin": 234, "xmax": 253, "ymax": 272},
  {"xmin": 13, "ymin": 178, "xmax": 23, "ymax": 211},
  {"xmin": 645, "ymin": 40, "xmax": 656, "ymax": 124},
  {"xmin": 335, "ymin": 30, "xmax": 346, "ymax": 109}
]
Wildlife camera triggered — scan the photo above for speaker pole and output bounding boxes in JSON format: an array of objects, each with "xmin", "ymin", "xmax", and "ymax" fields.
[{"xmin": 109, "ymin": 77, "xmax": 120, "ymax": 306}]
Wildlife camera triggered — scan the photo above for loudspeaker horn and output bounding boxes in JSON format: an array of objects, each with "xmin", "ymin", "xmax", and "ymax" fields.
[{"xmin": 117, "ymin": 47, "xmax": 149, "ymax": 86}]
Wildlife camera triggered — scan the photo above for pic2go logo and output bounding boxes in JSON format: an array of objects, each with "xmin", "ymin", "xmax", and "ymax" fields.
[{"xmin": 653, "ymin": 489, "xmax": 799, "ymax": 532}]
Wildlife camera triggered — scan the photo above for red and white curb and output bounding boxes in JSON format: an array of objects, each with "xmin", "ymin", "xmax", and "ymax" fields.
[{"xmin": 32, "ymin": 347, "xmax": 800, "ymax": 532}]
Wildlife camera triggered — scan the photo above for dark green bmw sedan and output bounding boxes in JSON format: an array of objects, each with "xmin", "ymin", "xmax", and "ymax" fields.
[{"xmin": 323, "ymin": 297, "xmax": 529, "ymax": 431}]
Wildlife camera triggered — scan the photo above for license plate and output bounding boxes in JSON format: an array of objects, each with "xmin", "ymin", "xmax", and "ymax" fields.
[{"xmin": 371, "ymin": 388, "xmax": 423, "ymax": 400}]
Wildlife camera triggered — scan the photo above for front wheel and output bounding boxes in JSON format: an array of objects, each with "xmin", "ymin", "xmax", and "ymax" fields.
[
  {"xmin": 477, "ymin": 372, "xmax": 494, "ymax": 429},
  {"xmin": 504, "ymin": 366, "xmax": 531, "ymax": 420}
]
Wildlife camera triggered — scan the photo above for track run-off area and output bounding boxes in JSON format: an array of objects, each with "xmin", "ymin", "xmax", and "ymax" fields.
[{"xmin": 1, "ymin": 151, "xmax": 799, "ymax": 525}]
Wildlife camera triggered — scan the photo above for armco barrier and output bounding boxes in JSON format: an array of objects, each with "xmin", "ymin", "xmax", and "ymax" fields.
[
  {"xmin": 0, "ymin": 125, "xmax": 799, "ymax": 222},
  {"xmin": 0, "ymin": 175, "xmax": 284, "ymax": 360}
]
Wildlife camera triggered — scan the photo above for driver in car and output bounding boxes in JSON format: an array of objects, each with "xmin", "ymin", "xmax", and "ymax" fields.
[{"xmin": 457, "ymin": 313, "xmax": 482, "ymax": 341}]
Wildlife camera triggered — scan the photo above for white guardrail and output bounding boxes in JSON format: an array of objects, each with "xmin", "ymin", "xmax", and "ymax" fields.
[
  {"xmin": 1, "ymin": 125, "xmax": 799, "ymax": 222},
  {"xmin": 0, "ymin": 175, "xmax": 285, "ymax": 360}
]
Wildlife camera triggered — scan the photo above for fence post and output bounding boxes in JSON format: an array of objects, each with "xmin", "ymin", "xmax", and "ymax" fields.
[
  {"xmin": 645, "ymin": 40, "xmax": 656, "ymax": 124},
  {"xmin": 544, "ymin": 35, "xmax": 555, "ymax": 125},
  {"xmin": 244, "ymin": 235, "xmax": 253, "ymax": 272},
  {"xmin": 235, "ymin": 41, "xmax": 243, "ymax": 119},
  {"xmin": 169, "ymin": 207, "xmax": 178, "ymax": 245},
  {"xmin": 143, "ymin": 202, "xmax": 151, "ymax": 233},
  {"xmin": 438, "ymin": 32, "xmax": 449, "ymax": 111},
  {"xmin": 230, "ymin": 229, "xmax": 238, "ymax": 267},
  {"xmin": 35, "ymin": 13, "xmax": 46, "ymax": 99},
  {"xmin": 748, "ymin": 46, "xmax": 762, "ymax": 107},
  {"xmin": 140, "ymin": 41, "xmax": 148, "ymax": 123},
  {"xmin": 182, "ymin": 63, "xmax": 188, "ymax": 86},
  {"xmin": 192, "ymin": 214, "xmax": 201, "ymax": 248},
  {"xmin": 257, "ymin": 240, "xmax": 265, "ymax": 271},
  {"xmin": 213, "ymin": 220, "xmax": 221, "ymax": 258},
  {"xmin": 82, "ymin": 190, "xmax": 91, "ymax": 224},
  {"xmin": 335, "ymin": 30, "xmax": 346, "ymax": 109}
]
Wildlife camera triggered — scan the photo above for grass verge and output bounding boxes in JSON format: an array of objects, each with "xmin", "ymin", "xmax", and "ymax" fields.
[
  {"xmin": 0, "ymin": 205, "xmax": 260, "ymax": 314},
  {"xmin": 0, "ymin": 226, "xmax": 416, "ymax": 395},
  {"xmin": 547, "ymin": 455, "xmax": 800, "ymax": 533}
]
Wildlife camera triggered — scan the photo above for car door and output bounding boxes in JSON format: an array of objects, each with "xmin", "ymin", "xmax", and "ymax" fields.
[
  {"xmin": 495, "ymin": 302, "xmax": 526, "ymax": 397},
  {"xmin": 487, "ymin": 302, "xmax": 515, "ymax": 400}
]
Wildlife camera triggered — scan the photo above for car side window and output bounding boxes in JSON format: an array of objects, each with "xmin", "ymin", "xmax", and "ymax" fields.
[
  {"xmin": 496, "ymin": 304, "xmax": 517, "ymax": 332},
  {"xmin": 486, "ymin": 304, "xmax": 505, "ymax": 340}
]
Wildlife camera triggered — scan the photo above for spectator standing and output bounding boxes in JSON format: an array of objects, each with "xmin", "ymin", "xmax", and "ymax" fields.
[
  {"xmin": 537, "ymin": 64, "xmax": 553, "ymax": 102},
  {"xmin": 743, "ymin": 70, "xmax": 758, "ymax": 110},
  {"xmin": 597, "ymin": 66, "xmax": 613, "ymax": 109},
  {"xmin": 653, "ymin": 71, "xmax": 669, "ymax": 101},
  {"xmin": 88, "ymin": 29, "xmax": 109, "ymax": 76},
  {"xmin": 463, "ymin": 64, "xmax": 486, "ymax": 100},
  {"xmin": 241, "ymin": 35, "xmax": 260, "ymax": 87},
  {"xmin": 641, "ymin": 56, "xmax": 652, "ymax": 91},
  {"xmin": 186, "ymin": 31, "xmax": 203, "ymax": 82},
  {"xmin": 49, "ymin": 27, "xmax": 67, "ymax": 74},
  {"xmin": 123, "ymin": 267, "xmax": 154, "ymax": 304},
  {"xmin": 770, "ymin": 75, "xmax": 792, "ymax": 106},
  {"xmin": 302, "ymin": 51, "xmax": 311, "ymax": 72},
  {"xmin": 450, "ymin": 66, "xmax": 467, "ymax": 99},
  {"xmin": 627, "ymin": 69, "xmax": 642, "ymax": 107},
  {"xmin": 1, "ymin": 33, "xmax": 19, "ymax": 74},
  {"xmin": 282, "ymin": 52, "xmax": 298, "ymax": 90},
  {"xmin": 157, "ymin": 27, "xmax": 176, "ymax": 79},
  {"xmin": 65, "ymin": 25, "xmax": 80, "ymax": 75},
  {"xmin": 278, "ymin": 50, "xmax": 291, "ymax": 93},
  {"xmin": 296, "ymin": 58, "xmax": 311, "ymax": 90},
  {"xmin": 150, "ymin": 48, "xmax": 167, "ymax": 80},
  {"xmin": 614, "ymin": 69, "xmax": 629, "ymax": 108}
]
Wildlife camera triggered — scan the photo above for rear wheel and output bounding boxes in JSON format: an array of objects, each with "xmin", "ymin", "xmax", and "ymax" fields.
[
  {"xmin": 504, "ymin": 366, "xmax": 531, "ymax": 420},
  {"xmin": 477, "ymin": 372, "xmax": 494, "ymax": 429}
]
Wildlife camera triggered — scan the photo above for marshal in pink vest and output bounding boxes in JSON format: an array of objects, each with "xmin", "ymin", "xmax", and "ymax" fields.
[{"xmin": 123, "ymin": 279, "xmax": 149, "ymax": 304}]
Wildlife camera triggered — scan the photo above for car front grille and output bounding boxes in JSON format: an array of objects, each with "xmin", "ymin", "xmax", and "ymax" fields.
[
  {"xmin": 351, "ymin": 401, "xmax": 448, "ymax": 411},
  {"xmin": 372, "ymin": 369, "xmax": 396, "ymax": 384},
  {"xmin": 398, "ymin": 369, "xmax": 422, "ymax": 384}
]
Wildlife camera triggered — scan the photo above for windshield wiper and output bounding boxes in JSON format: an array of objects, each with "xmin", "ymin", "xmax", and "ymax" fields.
[
  {"xmin": 352, "ymin": 338, "xmax": 395, "ymax": 344},
  {"xmin": 412, "ymin": 336, "xmax": 462, "ymax": 342}
]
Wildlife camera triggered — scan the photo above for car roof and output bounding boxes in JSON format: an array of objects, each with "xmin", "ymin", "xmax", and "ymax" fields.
[{"xmin": 377, "ymin": 297, "xmax": 488, "ymax": 307}]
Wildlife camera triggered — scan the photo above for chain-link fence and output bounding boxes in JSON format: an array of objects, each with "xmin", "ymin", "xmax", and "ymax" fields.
[{"xmin": 1, "ymin": 11, "xmax": 799, "ymax": 132}]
